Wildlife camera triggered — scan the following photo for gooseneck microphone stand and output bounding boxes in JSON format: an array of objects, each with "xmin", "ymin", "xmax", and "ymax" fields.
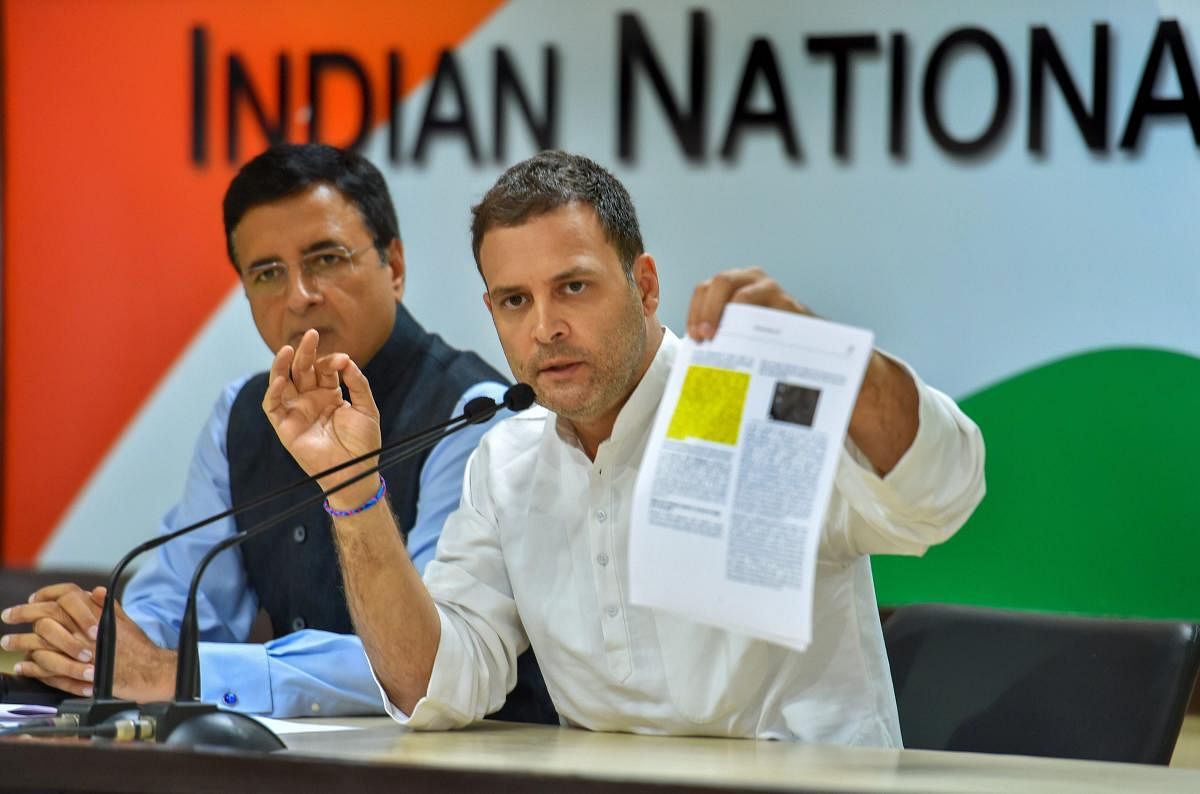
[{"xmin": 54, "ymin": 384, "xmax": 533, "ymax": 751}]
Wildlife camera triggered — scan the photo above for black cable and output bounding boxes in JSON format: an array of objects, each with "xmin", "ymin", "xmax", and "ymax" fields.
[{"xmin": 0, "ymin": 719, "xmax": 149, "ymax": 740}]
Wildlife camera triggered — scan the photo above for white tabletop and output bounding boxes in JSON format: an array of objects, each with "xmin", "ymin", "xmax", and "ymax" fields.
[{"xmin": 277, "ymin": 717, "xmax": 1200, "ymax": 794}]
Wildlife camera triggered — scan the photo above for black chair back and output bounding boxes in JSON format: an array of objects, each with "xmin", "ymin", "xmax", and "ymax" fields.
[{"xmin": 884, "ymin": 603, "xmax": 1200, "ymax": 764}]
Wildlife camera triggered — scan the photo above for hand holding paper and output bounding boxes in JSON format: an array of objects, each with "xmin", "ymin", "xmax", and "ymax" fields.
[
  {"xmin": 630, "ymin": 303, "xmax": 874, "ymax": 650},
  {"xmin": 685, "ymin": 267, "xmax": 917, "ymax": 474},
  {"xmin": 686, "ymin": 266, "xmax": 815, "ymax": 341}
]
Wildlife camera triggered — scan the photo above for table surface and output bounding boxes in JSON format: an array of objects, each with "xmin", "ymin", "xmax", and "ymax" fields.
[
  {"xmin": 3, "ymin": 645, "xmax": 1199, "ymax": 789},
  {"xmin": 275, "ymin": 716, "xmax": 1200, "ymax": 794},
  {"xmin": 2, "ymin": 716, "xmax": 1200, "ymax": 793}
]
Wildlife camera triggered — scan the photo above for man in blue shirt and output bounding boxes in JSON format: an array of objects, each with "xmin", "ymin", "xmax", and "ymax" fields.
[{"xmin": 0, "ymin": 144, "xmax": 554, "ymax": 722}]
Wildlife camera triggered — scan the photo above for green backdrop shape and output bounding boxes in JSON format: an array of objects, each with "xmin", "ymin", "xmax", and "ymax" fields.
[{"xmin": 872, "ymin": 347, "xmax": 1200, "ymax": 620}]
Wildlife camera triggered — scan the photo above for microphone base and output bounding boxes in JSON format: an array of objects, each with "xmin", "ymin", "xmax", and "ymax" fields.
[
  {"xmin": 141, "ymin": 700, "xmax": 284, "ymax": 752},
  {"xmin": 58, "ymin": 696, "xmax": 139, "ymax": 726}
]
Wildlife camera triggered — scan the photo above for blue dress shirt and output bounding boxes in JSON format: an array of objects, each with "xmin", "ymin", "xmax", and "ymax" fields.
[{"xmin": 121, "ymin": 376, "xmax": 508, "ymax": 717}]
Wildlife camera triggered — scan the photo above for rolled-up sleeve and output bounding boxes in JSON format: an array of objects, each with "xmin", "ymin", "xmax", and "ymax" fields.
[
  {"xmin": 380, "ymin": 441, "xmax": 528, "ymax": 730},
  {"xmin": 831, "ymin": 359, "xmax": 986, "ymax": 558}
]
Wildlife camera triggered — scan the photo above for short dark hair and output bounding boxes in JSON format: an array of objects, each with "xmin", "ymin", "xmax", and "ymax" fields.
[
  {"xmin": 222, "ymin": 143, "xmax": 400, "ymax": 270},
  {"xmin": 470, "ymin": 150, "xmax": 644, "ymax": 279}
]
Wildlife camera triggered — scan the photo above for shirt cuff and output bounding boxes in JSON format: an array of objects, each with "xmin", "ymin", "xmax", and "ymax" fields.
[
  {"xmin": 836, "ymin": 356, "xmax": 984, "ymax": 556},
  {"xmin": 844, "ymin": 360, "xmax": 954, "ymax": 500},
  {"xmin": 198, "ymin": 641, "xmax": 273, "ymax": 714},
  {"xmin": 378, "ymin": 607, "xmax": 473, "ymax": 730},
  {"xmin": 844, "ymin": 364, "xmax": 936, "ymax": 482}
]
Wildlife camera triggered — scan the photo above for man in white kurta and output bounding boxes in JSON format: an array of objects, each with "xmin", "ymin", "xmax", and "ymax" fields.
[
  {"xmin": 262, "ymin": 150, "xmax": 985, "ymax": 746},
  {"xmin": 396, "ymin": 329, "xmax": 982, "ymax": 743}
]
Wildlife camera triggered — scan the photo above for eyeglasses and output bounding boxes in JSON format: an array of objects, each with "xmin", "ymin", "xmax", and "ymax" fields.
[{"xmin": 242, "ymin": 244, "xmax": 376, "ymax": 297}]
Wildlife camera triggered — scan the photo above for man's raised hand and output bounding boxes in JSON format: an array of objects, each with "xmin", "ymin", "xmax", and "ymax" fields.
[
  {"xmin": 263, "ymin": 329, "xmax": 383, "ymax": 497},
  {"xmin": 686, "ymin": 266, "xmax": 813, "ymax": 341}
]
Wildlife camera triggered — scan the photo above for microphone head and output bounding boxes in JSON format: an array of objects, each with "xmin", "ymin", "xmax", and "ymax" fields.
[
  {"xmin": 463, "ymin": 396, "xmax": 499, "ymax": 425},
  {"xmin": 504, "ymin": 383, "xmax": 536, "ymax": 412}
]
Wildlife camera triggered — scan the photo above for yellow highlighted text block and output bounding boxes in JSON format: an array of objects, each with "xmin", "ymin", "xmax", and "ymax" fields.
[{"xmin": 666, "ymin": 365, "xmax": 750, "ymax": 446}]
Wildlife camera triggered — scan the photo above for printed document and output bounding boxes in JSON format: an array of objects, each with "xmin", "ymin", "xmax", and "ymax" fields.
[{"xmin": 629, "ymin": 305, "xmax": 873, "ymax": 650}]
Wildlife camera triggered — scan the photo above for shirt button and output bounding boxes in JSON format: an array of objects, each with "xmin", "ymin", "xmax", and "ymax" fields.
[
  {"xmin": 222, "ymin": 691, "xmax": 239, "ymax": 706},
  {"xmin": 605, "ymin": 606, "xmax": 619, "ymax": 618},
  {"xmin": 292, "ymin": 525, "xmax": 307, "ymax": 543},
  {"xmin": 596, "ymin": 553, "xmax": 609, "ymax": 566},
  {"xmin": 310, "ymin": 702, "xmax": 321, "ymax": 714},
  {"xmin": 596, "ymin": 510, "xmax": 607, "ymax": 523},
  {"xmin": 291, "ymin": 616, "xmax": 307, "ymax": 631}
]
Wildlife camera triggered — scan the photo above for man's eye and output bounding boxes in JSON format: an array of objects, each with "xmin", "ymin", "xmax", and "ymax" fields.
[
  {"xmin": 251, "ymin": 266, "xmax": 284, "ymax": 284},
  {"xmin": 564, "ymin": 281, "xmax": 586, "ymax": 295},
  {"xmin": 308, "ymin": 251, "xmax": 350, "ymax": 270},
  {"xmin": 501, "ymin": 295, "xmax": 528, "ymax": 309}
]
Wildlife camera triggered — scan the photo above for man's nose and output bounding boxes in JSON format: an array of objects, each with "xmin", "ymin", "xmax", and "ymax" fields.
[
  {"xmin": 285, "ymin": 267, "xmax": 323, "ymax": 311},
  {"xmin": 532, "ymin": 301, "xmax": 567, "ymax": 344}
]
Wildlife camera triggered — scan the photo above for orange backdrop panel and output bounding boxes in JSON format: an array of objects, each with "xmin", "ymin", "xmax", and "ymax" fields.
[{"xmin": 2, "ymin": 0, "xmax": 504, "ymax": 564}]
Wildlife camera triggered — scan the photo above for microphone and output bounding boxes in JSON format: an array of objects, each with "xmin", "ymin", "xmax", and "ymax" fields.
[
  {"xmin": 57, "ymin": 382, "xmax": 534, "ymax": 734},
  {"xmin": 133, "ymin": 383, "xmax": 533, "ymax": 751},
  {"xmin": 500, "ymin": 382, "xmax": 536, "ymax": 413}
]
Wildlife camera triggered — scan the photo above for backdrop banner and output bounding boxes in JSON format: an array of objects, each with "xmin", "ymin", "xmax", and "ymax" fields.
[{"xmin": 4, "ymin": 0, "xmax": 1197, "ymax": 617}]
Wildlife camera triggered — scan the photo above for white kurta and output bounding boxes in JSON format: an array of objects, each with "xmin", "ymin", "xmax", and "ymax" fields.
[{"xmin": 389, "ymin": 330, "xmax": 985, "ymax": 744}]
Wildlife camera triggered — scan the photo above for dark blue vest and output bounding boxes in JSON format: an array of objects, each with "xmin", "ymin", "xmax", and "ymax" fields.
[{"xmin": 227, "ymin": 305, "xmax": 556, "ymax": 724}]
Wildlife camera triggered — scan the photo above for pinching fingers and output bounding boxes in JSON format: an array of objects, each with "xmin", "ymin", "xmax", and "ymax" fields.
[
  {"xmin": 342, "ymin": 359, "xmax": 381, "ymax": 421},
  {"xmin": 290, "ymin": 329, "xmax": 321, "ymax": 391},
  {"xmin": 314, "ymin": 353, "xmax": 348, "ymax": 390}
]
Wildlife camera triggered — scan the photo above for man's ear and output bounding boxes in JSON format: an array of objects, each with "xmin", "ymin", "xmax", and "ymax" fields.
[
  {"xmin": 386, "ymin": 239, "xmax": 406, "ymax": 302},
  {"xmin": 632, "ymin": 253, "xmax": 660, "ymax": 315},
  {"xmin": 482, "ymin": 292, "xmax": 494, "ymax": 313}
]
